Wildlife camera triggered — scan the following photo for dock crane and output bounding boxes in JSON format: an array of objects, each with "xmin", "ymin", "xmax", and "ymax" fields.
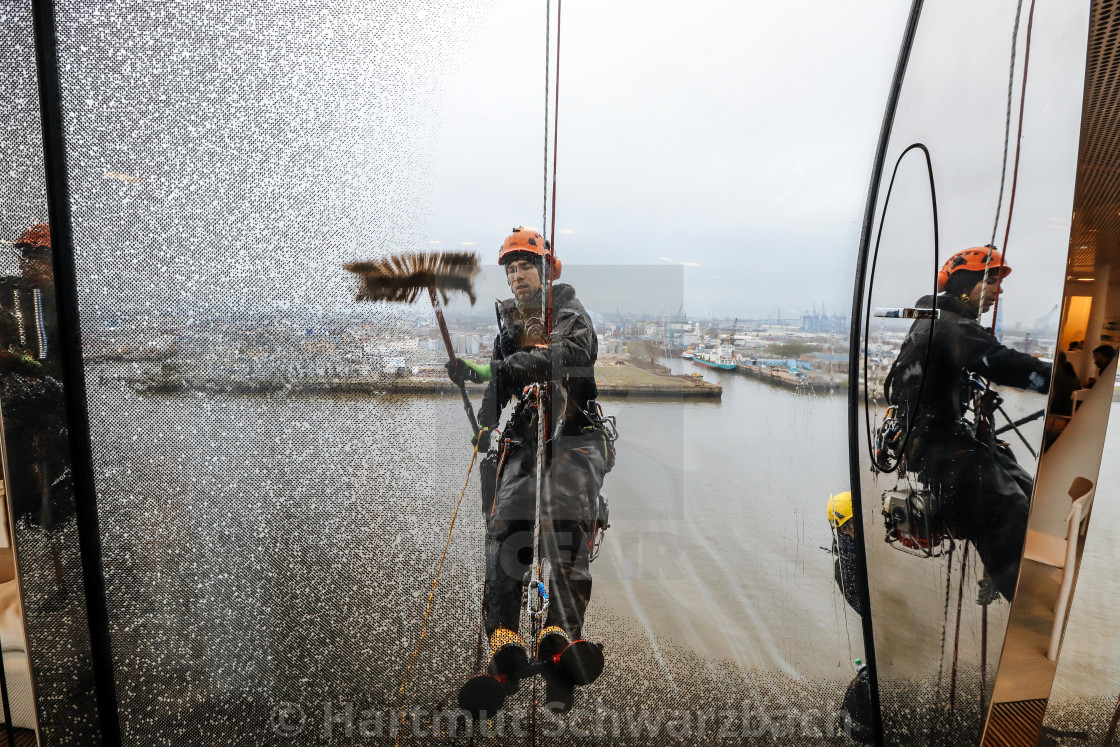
[{"xmin": 1022, "ymin": 303, "xmax": 1059, "ymax": 355}]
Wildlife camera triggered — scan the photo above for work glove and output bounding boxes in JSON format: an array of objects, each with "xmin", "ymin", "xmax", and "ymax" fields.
[
  {"xmin": 446, "ymin": 357, "xmax": 491, "ymax": 384},
  {"xmin": 472, "ymin": 426, "xmax": 493, "ymax": 452}
]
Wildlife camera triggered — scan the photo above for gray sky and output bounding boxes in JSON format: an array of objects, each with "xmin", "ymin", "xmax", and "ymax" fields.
[
  {"xmin": 2, "ymin": 0, "xmax": 1092, "ymax": 331},
  {"xmin": 423, "ymin": 0, "xmax": 1088, "ymax": 327},
  {"xmin": 426, "ymin": 0, "xmax": 913, "ymax": 319},
  {"xmin": 864, "ymin": 0, "xmax": 1089, "ymax": 335}
]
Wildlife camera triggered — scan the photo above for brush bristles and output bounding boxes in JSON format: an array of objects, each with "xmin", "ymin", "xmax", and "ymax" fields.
[{"xmin": 344, "ymin": 251, "xmax": 481, "ymax": 305}]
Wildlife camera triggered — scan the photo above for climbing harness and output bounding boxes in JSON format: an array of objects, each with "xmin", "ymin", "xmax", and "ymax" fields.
[{"xmin": 582, "ymin": 400, "xmax": 617, "ymax": 561}]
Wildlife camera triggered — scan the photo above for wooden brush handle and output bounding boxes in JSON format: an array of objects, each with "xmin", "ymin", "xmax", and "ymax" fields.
[
  {"xmin": 428, "ymin": 286, "xmax": 458, "ymax": 362},
  {"xmin": 428, "ymin": 285, "xmax": 480, "ymax": 436}
]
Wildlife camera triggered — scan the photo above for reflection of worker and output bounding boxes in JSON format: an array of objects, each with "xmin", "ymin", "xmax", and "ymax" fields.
[
  {"xmin": 827, "ymin": 492, "xmax": 864, "ymax": 616},
  {"xmin": 0, "ymin": 224, "xmax": 72, "ymax": 532},
  {"xmin": 447, "ymin": 227, "xmax": 609, "ymax": 710},
  {"xmin": 1085, "ymin": 344, "xmax": 1116, "ymax": 388},
  {"xmin": 1050, "ymin": 352, "xmax": 1081, "ymax": 417},
  {"xmin": 826, "ymin": 492, "xmax": 873, "ymax": 743},
  {"xmin": 1, "ymin": 223, "xmax": 58, "ymax": 377},
  {"xmin": 884, "ymin": 246, "xmax": 1051, "ymax": 601}
]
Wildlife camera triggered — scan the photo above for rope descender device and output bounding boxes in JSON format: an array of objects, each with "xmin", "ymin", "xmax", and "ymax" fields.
[{"xmin": 527, "ymin": 571, "xmax": 549, "ymax": 619}]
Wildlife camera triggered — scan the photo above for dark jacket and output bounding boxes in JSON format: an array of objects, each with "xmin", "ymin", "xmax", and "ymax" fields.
[
  {"xmin": 0, "ymin": 276, "xmax": 60, "ymax": 378},
  {"xmin": 884, "ymin": 294, "xmax": 1051, "ymax": 432},
  {"xmin": 479, "ymin": 283, "xmax": 598, "ymax": 435}
]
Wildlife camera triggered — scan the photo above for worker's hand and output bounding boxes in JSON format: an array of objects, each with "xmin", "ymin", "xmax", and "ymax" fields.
[
  {"xmin": 446, "ymin": 357, "xmax": 491, "ymax": 384},
  {"xmin": 445, "ymin": 358, "xmax": 466, "ymax": 385},
  {"xmin": 472, "ymin": 426, "xmax": 493, "ymax": 452}
]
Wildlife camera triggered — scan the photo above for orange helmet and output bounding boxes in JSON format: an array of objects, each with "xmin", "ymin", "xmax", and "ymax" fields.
[
  {"xmin": 13, "ymin": 223, "xmax": 50, "ymax": 251},
  {"xmin": 936, "ymin": 246, "xmax": 1010, "ymax": 292},
  {"xmin": 498, "ymin": 226, "xmax": 561, "ymax": 280}
]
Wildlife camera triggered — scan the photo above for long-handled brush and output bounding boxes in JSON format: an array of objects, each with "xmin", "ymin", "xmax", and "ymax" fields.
[{"xmin": 345, "ymin": 251, "xmax": 482, "ymax": 435}]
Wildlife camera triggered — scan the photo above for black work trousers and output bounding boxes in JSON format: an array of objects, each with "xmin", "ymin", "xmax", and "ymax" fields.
[
  {"xmin": 913, "ymin": 435, "xmax": 1033, "ymax": 601},
  {"xmin": 484, "ymin": 428, "xmax": 605, "ymax": 640}
]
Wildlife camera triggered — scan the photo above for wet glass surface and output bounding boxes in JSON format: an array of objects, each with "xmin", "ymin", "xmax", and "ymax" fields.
[
  {"xmin": 0, "ymin": 4, "xmax": 98, "ymax": 743},
  {"xmin": 855, "ymin": 1, "xmax": 1090, "ymax": 743},
  {"xmin": 44, "ymin": 1, "xmax": 907, "ymax": 744}
]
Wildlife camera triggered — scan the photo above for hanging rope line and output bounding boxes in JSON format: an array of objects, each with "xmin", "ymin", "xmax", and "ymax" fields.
[
  {"xmin": 948, "ymin": 544, "xmax": 970, "ymax": 711},
  {"xmin": 829, "ymin": 522, "xmax": 855, "ymax": 661},
  {"xmin": 984, "ymin": 0, "xmax": 1037, "ymax": 329},
  {"xmin": 531, "ymin": 6, "xmax": 564, "ymax": 745},
  {"xmin": 935, "ymin": 541, "xmax": 955, "ymax": 695},
  {"xmin": 548, "ymin": 0, "xmax": 562, "ymax": 253},
  {"xmin": 542, "ymin": 0, "xmax": 551, "ymax": 233},
  {"xmin": 989, "ymin": 0, "xmax": 1025, "ymax": 247},
  {"xmin": 980, "ymin": 595, "xmax": 988, "ymax": 716},
  {"xmin": 862, "ymin": 143, "xmax": 940, "ymax": 474},
  {"xmin": 397, "ymin": 444, "xmax": 480, "ymax": 744}
]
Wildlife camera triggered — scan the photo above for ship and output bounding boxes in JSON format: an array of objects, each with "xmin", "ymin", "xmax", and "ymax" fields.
[{"xmin": 689, "ymin": 345, "xmax": 737, "ymax": 371}]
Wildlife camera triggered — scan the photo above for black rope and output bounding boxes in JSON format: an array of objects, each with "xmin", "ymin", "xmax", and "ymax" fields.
[
  {"xmin": 989, "ymin": 0, "xmax": 1037, "ymax": 333},
  {"xmin": 862, "ymin": 143, "xmax": 940, "ymax": 474},
  {"xmin": 846, "ymin": 4, "xmax": 926, "ymax": 745},
  {"xmin": 948, "ymin": 545, "xmax": 969, "ymax": 711},
  {"xmin": 542, "ymin": 0, "xmax": 550, "ymax": 233},
  {"xmin": 989, "ymin": 0, "xmax": 1025, "ymax": 246},
  {"xmin": 935, "ymin": 541, "xmax": 954, "ymax": 690}
]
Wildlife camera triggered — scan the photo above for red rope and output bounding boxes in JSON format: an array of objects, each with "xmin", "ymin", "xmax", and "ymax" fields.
[
  {"xmin": 948, "ymin": 545, "xmax": 969, "ymax": 710},
  {"xmin": 548, "ymin": 0, "xmax": 561, "ymax": 254},
  {"xmin": 981, "ymin": 602, "xmax": 988, "ymax": 714},
  {"xmin": 1103, "ymin": 692, "xmax": 1120, "ymax": 745},
  {"xmin": 546, "ymin": 0, "xmax": 562, "ymax": 338},
  {"xmin": 990, "ymin": 0, "xmax": 1036, "ymax": 331}
]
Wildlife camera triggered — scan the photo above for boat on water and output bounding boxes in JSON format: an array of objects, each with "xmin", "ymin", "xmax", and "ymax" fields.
[{"xmin": 690, "ymin": 345, "xmax": 737, "ymax": 371}]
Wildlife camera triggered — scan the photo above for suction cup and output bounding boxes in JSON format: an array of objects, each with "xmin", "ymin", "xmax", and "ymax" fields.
[
  {"xmin": 458, "ymin": 674, "xmax": 506, "ymax": 721},
  {"xmin": 558, "ymin": 640, "xmax": 604, "ymax": 686}
]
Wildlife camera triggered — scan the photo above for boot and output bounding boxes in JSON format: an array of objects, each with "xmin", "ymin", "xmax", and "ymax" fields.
[
  {"xmin": 487, "ymin": 628, "xmax": 529, "ymax": 693},
  {"xmin": 458, "ymin": 628, "xmax": 527, "ymax": 721},
  {"xmin": 537, "ymin": 626, "xmax": 575, "ymax": 713}
]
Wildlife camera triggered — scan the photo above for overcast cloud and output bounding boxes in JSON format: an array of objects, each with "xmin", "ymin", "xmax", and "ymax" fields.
[{"xmin": 2, "ymin": 1, "xmax": 1092, "ymax": 330}]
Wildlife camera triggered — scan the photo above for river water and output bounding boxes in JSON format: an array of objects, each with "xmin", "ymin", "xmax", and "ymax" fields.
[
  {"xmin": 75, "ymin": 358, "xmax": 1119, "ymax": 744},
  {"xmin": 80, "ymin": 357, "xmax": 861, "ymax": 744}
]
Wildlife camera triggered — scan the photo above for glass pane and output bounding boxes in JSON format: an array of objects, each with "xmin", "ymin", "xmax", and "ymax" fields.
[
  {"xmin": 47, "ymin": 0, "xmax": 908, "ymax": 743},
  {"xmin": 854, "ymin": 0, "xmax": 1089, "ymax": 743},
  {"xmin": 0, "ymin": 2, "xmax": 99, "ymax": 744},
  {"xmin": 990, "ymin": 0, "xmax": 1120, "ymax": 741}
]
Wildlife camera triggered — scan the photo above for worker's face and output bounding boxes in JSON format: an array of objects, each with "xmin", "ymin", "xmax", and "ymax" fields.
[
  {"xmin": 965, "ymin": 273, "xmax": 1002, "ymax": 314},
  {"xmin": 19, "ymin": 251, "xmax": 53, "ymax": 289},
  {"xmin": 505, "ymin": 258, "xmax": 541, "ymax": 303},
  {"xmin": 1094, "ymin": 352, "xmax": 1109, "ymax": 370}
]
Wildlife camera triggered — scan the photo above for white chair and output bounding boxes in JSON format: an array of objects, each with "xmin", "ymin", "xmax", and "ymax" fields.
[{"xmin": 1021, "ymin": 476, "xmax": 1094, "ymax": 661}]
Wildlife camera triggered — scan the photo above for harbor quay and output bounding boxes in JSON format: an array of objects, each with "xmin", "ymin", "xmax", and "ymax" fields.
[{"xmin": 328, "ymin": 357, "xmax": 721, "ymax": 399}]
